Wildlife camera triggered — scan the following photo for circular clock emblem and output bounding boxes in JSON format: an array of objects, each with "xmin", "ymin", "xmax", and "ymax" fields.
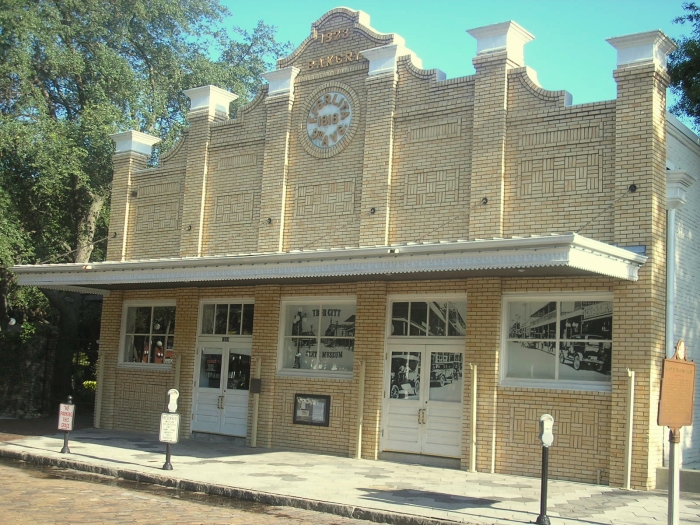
[
  {"xmin": 300, "ymin": 82, "xmax": 360, "ymax": 159},
  {"xmin": 307, "ymin": 91, "xmax": 352, "ymax": 148}
]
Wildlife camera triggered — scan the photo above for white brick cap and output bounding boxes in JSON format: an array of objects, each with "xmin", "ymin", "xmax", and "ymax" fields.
[
  {"xmin": 183, "ymin": 85, "xmax": 238, "ymax": 115},
  {"xmin": 607, "ymin": 30, "xmax": 677, "ymax": 69},
  {"xmin": 262, "ymin": 67, "xmax": 300, "ymax": 96},
  {"xmin": 467, "ymin": 21, "xmax": 534, "ymax": 65},
  {"xmin": 667, "ymin": 169, "xmax": 697, "ymax": 210},
  {"xmin": 110, "ymin": 130, "xmax": 161, "ymax": 156},
  {"xmin": 360, "ymin": 44, "xmax": 422, "ymax": 76}
]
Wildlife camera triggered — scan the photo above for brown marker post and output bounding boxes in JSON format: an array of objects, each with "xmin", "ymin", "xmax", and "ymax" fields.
[{"xmin": 658, "ymin": 341, "xmax": 695, "ymax": 525}]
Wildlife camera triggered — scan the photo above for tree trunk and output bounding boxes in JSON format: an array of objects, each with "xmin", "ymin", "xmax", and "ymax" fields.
[
  {"xmin": 75, "ymin": 193, "xmax": 105, "ymax": 263},
  {"xmin": 42, "ymin": 289, "xmax": 82, "ymax": 409}
]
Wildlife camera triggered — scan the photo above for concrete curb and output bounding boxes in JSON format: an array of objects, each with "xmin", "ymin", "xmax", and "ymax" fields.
[{"xmin": 0, "ymin": 448, "xmax": 468, "ymax": 525}]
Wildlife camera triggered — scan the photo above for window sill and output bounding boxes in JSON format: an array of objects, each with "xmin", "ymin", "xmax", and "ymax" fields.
[
  {"xmin": 276, "ymin": 369, "xmax": 353, "ymax": 380},
  {"xmin": 117, "ymin": 362, "xmax": 173, "ymax": 372},
  {"xmin": 499, "ymin": 378, "xmax": 612, "ymax": 393}
]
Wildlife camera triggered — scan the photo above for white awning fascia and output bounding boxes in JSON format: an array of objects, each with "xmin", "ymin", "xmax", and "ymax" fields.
[{"xmin": 11, "ymin": 233, "xmax": 647, "ymax": 293}]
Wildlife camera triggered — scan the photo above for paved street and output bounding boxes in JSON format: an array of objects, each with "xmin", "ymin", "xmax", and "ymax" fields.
[{"xmin": 0, "ymin": 461, "xmax": 367, "ymax": 525}]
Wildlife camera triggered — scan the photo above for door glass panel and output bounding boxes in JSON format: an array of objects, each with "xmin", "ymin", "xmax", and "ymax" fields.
[
  {"xmin": 215, "ymin": 305, "xmax": 228, "ymax": 334},
  {"xmin": 242, "ymin": 304, "xmax": 254, "ymax": 335},
  {"xmin": 200, "ymin": 352, "xmax": 222, "ymax": 388},
  {"xmin": 429, "ymin": 352, "xmax": 462, "ymax": 402},
  {"xmin": 410, "ymin": 302, "xmax": 427, "ymax": 336},
  {"xmin": 201, "ymin": 304, "xmax": 215, "ymax": 334},
  {"xmin": 227, "ymin": 353, "xmax": 250, "ymax": 390},
  {"xmin": 389, "ymin": 352, "xmax": 421, "ymax": 400}
]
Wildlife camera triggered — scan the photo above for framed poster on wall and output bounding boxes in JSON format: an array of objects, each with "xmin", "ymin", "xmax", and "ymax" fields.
[{"xmin": 293, "ymin": 394, "xmax": 331, "ymax": 426}]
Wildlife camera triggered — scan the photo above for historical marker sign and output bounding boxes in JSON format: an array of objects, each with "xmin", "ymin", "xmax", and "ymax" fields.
[
  {"xmin": 658, "ymin": 357, "xmax": 696, "ymax": 429},
  {"xmin": 58, "ymin": 403, "xmax": 75, "ymax": 431},
  {"xmin": 159, "ymin": 413, "xmax": 181, "ymax": 444}
]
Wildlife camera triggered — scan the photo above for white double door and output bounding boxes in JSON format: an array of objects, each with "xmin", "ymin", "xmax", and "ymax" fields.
[
  {"xmin": 192, "ymin": 342, "xmax": 251, "ymax": 436},
  {"xmin": 382, "ymin": 343, "xmax": 463, "ymax": 457}
]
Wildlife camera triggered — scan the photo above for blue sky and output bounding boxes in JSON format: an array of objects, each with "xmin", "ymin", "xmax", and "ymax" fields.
[{"xmin": 222, "ymin": 0, "xmax": 688, "ymax": 106}]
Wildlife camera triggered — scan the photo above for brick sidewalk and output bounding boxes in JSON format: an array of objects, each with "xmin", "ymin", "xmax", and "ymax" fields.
[{"xmin": 1, "ymin": 427, "xmax": 699, "ymax": 525}]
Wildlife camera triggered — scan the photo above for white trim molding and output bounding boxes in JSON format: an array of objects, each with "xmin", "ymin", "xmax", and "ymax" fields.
[{"xmin": 12, "ymin": 233, "xmax": 647, "ymax": 293}]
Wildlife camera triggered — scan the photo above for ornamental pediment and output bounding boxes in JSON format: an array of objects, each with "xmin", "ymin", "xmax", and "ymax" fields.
[{"xmin": 277, "ymin": 7, "xmax": 401, "ymax": 74}]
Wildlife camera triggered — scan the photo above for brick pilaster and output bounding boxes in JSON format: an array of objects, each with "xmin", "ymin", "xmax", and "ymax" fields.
[
  {"xmin": 468, "ymin": 22, "xmax": 533, "ymax": 240},
  {"xmin": 358, "ymin": 73, "xmax": 397, "ymax": 246},
  {"xmin": 250, "ymin": 285, "xmax": 281, "ymax": 447},
  {"xmin": 179, "ymin": 111, "xmax": 218, "ymax": 257},
  {"xmin": 608, "ymin": 32, "xmax": 675, "ymax": 489},
  {"xmin": 257, "ymin": 94, "xmax": 293, "ymax": 253}
]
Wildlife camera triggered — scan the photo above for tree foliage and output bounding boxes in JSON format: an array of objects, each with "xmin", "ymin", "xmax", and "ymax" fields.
[
  {"xmin": 0, "ymin": 0, "xmax": 291, "ymax": 405},
  {"xmin": 669, "ymin": 2, "xmax": 700, "ymax": 130}
]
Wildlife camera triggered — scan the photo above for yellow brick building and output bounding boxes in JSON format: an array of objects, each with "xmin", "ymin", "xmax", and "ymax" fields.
[{"xmin": 14, "ymin": 8, "xmax": 700, "ymax": 490}]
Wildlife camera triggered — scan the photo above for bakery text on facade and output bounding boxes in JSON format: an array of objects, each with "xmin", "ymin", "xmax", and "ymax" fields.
[{"xmin": 13, "ymin": 8, "xmax": 700, "ymax": 489}]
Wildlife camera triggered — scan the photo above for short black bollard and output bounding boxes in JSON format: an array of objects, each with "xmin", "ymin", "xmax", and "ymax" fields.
[
  {"xmin": 536, "ymin": 414, "xmax": 554, "ymax": 525},
  {"xmin": 163, "ymin": 443, "xmax": 173, "ymax": 470},
  {"xmin": 535, "ymin": 445, "xmax": 550, "ymax": 525},
  {"xmin": 58, "ymin": 396, "xmax": 75, "ymax": 454}
]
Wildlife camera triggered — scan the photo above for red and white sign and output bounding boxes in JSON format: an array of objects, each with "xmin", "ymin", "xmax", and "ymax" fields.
[{"xmin": 58, "ymin": 404, "xmax": 75, "ymax": 431}]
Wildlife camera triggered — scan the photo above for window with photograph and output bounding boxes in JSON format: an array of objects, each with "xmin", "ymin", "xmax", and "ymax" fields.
[
  {"xmin": 279, "ymin": 299, "xmax": 356, "ymax": 375},
  {"xmin": 503, "ymin": 296, "xmax": 612, "ymax": 387},
  {"xmin": 390, "ymin": 300, "xmax": 466, "ymax": 337},
  {"xmin": 121, "ymin": 304, "xmax": 176, "ymax": 365},
  {"xmin": 200, "ymin": 302, "xmax": 254, "ymax": 335}
]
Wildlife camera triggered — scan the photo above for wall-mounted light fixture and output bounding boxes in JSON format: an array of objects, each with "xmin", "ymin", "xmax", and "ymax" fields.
[
  {"xmin": 266, "ymin": 218, "xmax": 272, "ymax": 224},
  {"xmin": 481, "ymin": 197, "xmax": 488, "ymax": 205},
  {"xmin": 628, "ymin": 184, "xmax": 637, "ymax": 193},
  {"xmin": 370, "ymin": 207, "xmax": 376, "ymax": 215},
  {"xmin": 186, "ymin": 225, "xmax": 192, "ymax": 231}
]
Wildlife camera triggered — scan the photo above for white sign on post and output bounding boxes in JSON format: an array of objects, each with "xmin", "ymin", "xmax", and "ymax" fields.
[
  {"xmin": 58, "ymin": 404, "xmax": 75, "ymax": 431},
  {"xmin": 159, "ymin": 413, "xmax": 181, "ymax": 444}
]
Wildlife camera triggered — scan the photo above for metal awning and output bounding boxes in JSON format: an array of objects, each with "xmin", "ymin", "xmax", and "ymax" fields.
[{"xmin": 11, "ymin": 233, "xmax": 647, "ymax": 296}]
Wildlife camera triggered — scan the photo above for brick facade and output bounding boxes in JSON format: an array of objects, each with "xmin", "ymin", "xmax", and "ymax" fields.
[{"xmin": 22, "ymin": 8, "xmax": 696, "ymax": 490}]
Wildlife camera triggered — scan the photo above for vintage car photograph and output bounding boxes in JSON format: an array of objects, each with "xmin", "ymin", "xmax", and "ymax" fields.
[
  {"xmin": 559, "ymin": 334, "xmax": 612, "ymax": 374},
  {"xmin": 389, "ymin": 353, "xmax": 420, "ymax": 399}
]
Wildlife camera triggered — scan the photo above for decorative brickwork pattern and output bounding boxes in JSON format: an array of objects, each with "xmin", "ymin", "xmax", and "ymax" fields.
[{"xmin": 296, "ymin": 179, "xmax": 355, "ymax": 217}]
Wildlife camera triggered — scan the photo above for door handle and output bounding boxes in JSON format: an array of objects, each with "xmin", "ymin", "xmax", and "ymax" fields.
[
  {"xmin": 217, "ymin": 396, "xmax": 223, "ymax": 409},
  {"xmin": 420, "ymin": 408, "xmax": 427, "ymax": 425}
]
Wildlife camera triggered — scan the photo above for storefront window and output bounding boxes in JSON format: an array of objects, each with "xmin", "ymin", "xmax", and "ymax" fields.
[
  {"xmin": 200, "ymin": 303, "xmax": 254, "ymax": 335},
  {"xmin": 122, "ymin": 304, "xmax": 176, "ymax": 364},
  {"xmin": 390, "ymin": 300, "xmax": 466, "ymax": 337},
  {"xmin": 503, "ymin": 296, "xmax": 612, "ymax": 386},
  {"xmin": 279, "ymin": 300, "xmax": 356, "ymax": 374}
]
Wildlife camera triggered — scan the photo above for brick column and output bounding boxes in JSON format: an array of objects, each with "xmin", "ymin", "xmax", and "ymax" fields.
[
  {"xmin": 351, "ymin": 281, "xmax": 387, "ymax": 459},
  {"xmin": 250, "ymin": 285, "xmax": 281, "ymax": 448},
  {"xmin": 607, "ymin": 31, "xmax": 677, "ymax": 489},
  {"xmin": 180, "ymin": 85, "xmax": 238, "ymax": 257},
  {"xmin": 257, "ymin": 67, "xmax": 299, "ymax": 253},
  {"xmin": 467, "ymin": 22, "xmax": 533, "ymax": 239},
  {"xmin": 463, "ymin": 279, "xmax": 502, "ymax": 472},
  {"xmin": 107, "ymin": 132, "xmax": 160, "ymax": 261},
  {"xmin": 358, "ymin": 45, "xmax": 413, "ymax": 246},
  {"xmin": 95, "ymin": 291, "xmax": 123, "ymax": 428}
]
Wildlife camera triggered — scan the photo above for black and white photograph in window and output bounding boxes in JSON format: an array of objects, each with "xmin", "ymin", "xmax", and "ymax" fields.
[
  {"xmin": 122, "ymin": 305, "xmax": 176, "ymax": 364},
  {"xmin": 505, "ymin": 298, "xmax": 612, "ymax": 383},
  {"xmin": 391, "ymin": 300, "xmax": 467, "ymax": 337},
  {"xmin": 281, "ymin": 301, "xmax": 356, "ymax": 372}
]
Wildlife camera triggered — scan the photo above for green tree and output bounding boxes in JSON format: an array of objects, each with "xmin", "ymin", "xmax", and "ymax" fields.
[
  {"xmin": 0, "ymin": 0, "xmax": 290, "ymax": 407},
  {"xmin": 669, "ymin": 2, "xmax": 700, "ymax": 129}
]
